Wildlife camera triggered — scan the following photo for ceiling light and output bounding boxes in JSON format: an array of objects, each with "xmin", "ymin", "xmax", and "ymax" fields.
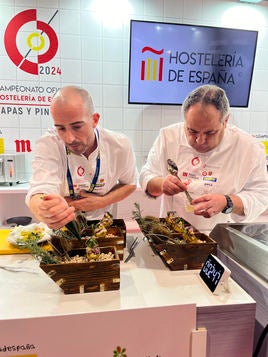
[
  {"xmin": 91, "ymin": 0, "xmax": 132, "ymax": 28},
  {"xmin": 221, "ymin": 5, "xmax": 265, "ymax": 31}
]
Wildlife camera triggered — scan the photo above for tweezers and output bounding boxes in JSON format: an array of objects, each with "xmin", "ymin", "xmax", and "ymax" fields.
[{"xmin": 124, "ymin": 236, "xmax": 139, "ymax": 263}]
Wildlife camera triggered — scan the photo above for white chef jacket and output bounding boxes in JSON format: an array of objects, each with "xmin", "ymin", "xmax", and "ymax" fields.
[
  {"xmin": 139, "ymin": 123, "xmax": 268, "ymax": 232},
  {"xmin": 26, "ymin": 127, "xmax": 138, "ymax": 219}
]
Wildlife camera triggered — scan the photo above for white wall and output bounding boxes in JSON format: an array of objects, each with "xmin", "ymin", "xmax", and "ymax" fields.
[{"xmin": 0, "ymin": 0, "xmax": 268, "ymax": 177}]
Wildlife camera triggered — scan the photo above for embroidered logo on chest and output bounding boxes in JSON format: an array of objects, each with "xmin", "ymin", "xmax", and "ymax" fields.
[{"xmin": 77, "ymin": 166, "xmax": 85, "ymax": 177}]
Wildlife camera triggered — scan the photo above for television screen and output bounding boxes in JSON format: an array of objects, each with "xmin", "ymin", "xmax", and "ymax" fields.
[{"xmin": 128, "ymin": 20, "xmax": 258, "ymax": 107}]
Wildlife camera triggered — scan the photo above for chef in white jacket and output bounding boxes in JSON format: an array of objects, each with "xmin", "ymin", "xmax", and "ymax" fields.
[
  {"xmin": 26, "ymin": 86, "xmax": 137, "ymax": 229},
  {"xmin": 139, "ymin": 84, "xmax": 268, "ymax": 232}
]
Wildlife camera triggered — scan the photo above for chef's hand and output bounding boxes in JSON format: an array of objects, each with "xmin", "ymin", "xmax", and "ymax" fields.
[
  {"xmin": 192, "ymin": 194, "xmax": 227, "ymax": 218},
  {"xmin": 66, "ymin": 192, "xmax": 103, "ymax": 212},
  {"xmin": 31, "ymin": 193, "xmax": 76, "ymax": 229},
  {"xmin": 162, "ymin": 174, "xmax": 190, "ymax": 196}
]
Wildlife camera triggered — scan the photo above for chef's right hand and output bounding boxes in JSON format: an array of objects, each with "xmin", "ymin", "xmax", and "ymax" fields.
[
  {"xmin": 162, "ymin": 174, "xmax": 190, "ymax": 196},
  {"xmin": 30, "ymin": 193, "xmax": 76, "ymax": 229}
]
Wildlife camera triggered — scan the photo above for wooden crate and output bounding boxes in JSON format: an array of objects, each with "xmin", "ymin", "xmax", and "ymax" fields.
[
  {"xmin": 86, "ymin": 219, "xmax": 126, "ymax": 245},
  {"xmin": 93, "ymin": 227, "xmax": 125, "ymax": 260},
  {"xmin": 71, "ymin": 226, "xmax": 125, "ymax": 260},
  {"xmin": 136, "ymin": 217, "xmax": 217, "ymax": 271},
  {"xmin": 40, "ymin": 246, "xmax": 120, "ymax": 294},
  {"xmin": 149, "ymin": 233, "xmax": 217, "ymax": 270}
]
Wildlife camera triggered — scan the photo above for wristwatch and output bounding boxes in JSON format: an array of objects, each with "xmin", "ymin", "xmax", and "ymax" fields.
[{"xmin": 221, "ymin": 195, "xmax": 233, "ymax": 214}]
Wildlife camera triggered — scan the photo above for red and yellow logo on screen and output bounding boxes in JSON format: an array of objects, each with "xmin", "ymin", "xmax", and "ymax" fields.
[
  {"xmin": 140, "ymin": 46, "xmax": 164, "ymax": 82},
  {"xmin": 4, "ymin": 9, "xmax": 58, "ymax": 75}
]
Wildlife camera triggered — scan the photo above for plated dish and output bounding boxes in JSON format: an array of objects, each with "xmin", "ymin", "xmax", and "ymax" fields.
[{"xmin": 7, "ymin": 222, "xmax": 52, "ymax": 246}]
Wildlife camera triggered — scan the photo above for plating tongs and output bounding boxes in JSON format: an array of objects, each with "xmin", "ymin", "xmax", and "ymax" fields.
[
  {"xmin": 167, "ymin": 159, "xmax": 193, "ymax": 204},
  {"xmin": 124, "ymin": 236, "xmax": 140, "ymax": 263}
]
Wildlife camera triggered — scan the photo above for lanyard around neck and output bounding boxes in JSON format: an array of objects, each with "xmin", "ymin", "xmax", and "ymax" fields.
[{"xmin": 66, "ymin": 129, "xmax": 100, "ymax": 198}]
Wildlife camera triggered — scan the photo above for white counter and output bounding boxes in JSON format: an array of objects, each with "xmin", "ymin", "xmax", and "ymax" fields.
[
  {"xmin": 0, "ymin": 182, "xmax": 29, "ymax": 193},
  {"xmin": 0, "ymin": 233, "xmax": 256, "ymax": 357},
  {"xmin": 0, "ymin": 239, "xmax": 255, "ymax": 316}
]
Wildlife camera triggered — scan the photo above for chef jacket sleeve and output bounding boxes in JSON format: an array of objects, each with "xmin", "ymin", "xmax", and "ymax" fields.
[
  {"xmin": 231, "ymin": 142, "xmax": 268, "ymax": 222},
  {"xmin": 25, "ymin": 134, "xmax": 67, "ymax": 205}
]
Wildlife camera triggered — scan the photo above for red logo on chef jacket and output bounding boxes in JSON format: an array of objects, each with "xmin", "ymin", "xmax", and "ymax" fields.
[
  {"xmin": 202, "ymin": 171, "xmax": 213, "ymax": 176},
  {"xmin": 77, "ymin": 166, "xmax": 85, "ymax": 177},
  {"xmin": 4, "ymin": 9, "xmax": 59, "ymax": 75},
  {"xmin": 191, "ymin": 156, "xmax": 201, "ymax": 167}
]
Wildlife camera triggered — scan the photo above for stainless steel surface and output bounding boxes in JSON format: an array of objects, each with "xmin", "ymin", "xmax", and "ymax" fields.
[
  {"xmin": 210, "ymin": 222, "xmax": 268, "ymax": 281},
  {"xmin": 231, "ymin": 223, "xmax": 268, "ymax": 246},
  {"xmin": 217, "ymin": 249, "xmax": 268, "ymax": 357}
]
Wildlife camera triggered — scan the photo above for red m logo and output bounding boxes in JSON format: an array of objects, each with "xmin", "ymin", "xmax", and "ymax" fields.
[{"xmin": 15, "ymin": 139, "xmax": 32, "ymax": 152}]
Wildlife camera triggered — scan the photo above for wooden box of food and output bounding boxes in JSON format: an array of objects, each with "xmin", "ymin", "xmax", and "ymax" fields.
[
  {"xmin": 91, "ymin": 227, "xmax": 125, "ymax": 260},
  {"xmin": 40, "ymin": 246, "xmax": 120, "ymax": 294},
  {"xmin": 136, "ymin": 213, "xmax": 217, "ymax": 271},
  {"xmin": 87, "ymin": 219, "xmax": 127, "ymax": 246},
  {"xmin": 70, "ymin": 226, "xmax": 125, "ymax": 260},
  {"xmin": 149, "ymin": 232, "xmax": 217, "ymax": 270}
]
